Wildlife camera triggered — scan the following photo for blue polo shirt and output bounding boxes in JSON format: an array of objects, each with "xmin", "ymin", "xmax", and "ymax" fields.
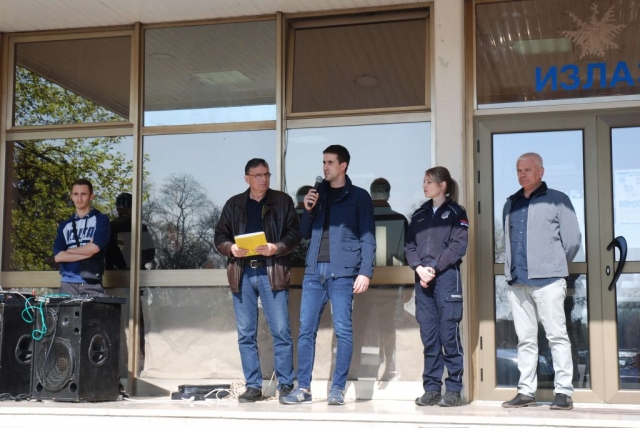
[{"xmin": 509, "ymin": 188, "xmax": 558, "ymax": 287}]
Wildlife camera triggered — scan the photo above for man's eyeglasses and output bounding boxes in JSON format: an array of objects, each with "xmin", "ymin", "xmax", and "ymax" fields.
[{"xmin": 246, "ymin": 172, "xmax": 272, "ymax": 179}]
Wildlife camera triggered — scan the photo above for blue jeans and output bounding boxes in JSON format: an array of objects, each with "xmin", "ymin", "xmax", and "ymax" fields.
[
  {"xmin": 232, "ymin": 266, "xmax": 294, "ymax": 390},
  {"xmin": 297, "ymin": 262, "xmax": 354, "ymax": 391}
]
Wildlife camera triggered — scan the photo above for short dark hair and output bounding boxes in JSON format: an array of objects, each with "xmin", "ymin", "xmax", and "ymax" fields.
[
  {"xmin": 370, "ymin": 178, "xmax": 391, "ymax": 201},
  {"xmin": 245, "ymin": 158, "xmax": 269, "ymax": 174},
  {"xmin": 71, "ymin": 178, "xmax": 94, "ymax": 194},
  {"xmin": 116, "ymin": 192, "xmax": 133, "ymax": 208},
  {"xmin": 295, "ymin": 185, "xmax": 313, "ymax": 205},
  {"xmin": 323, "ymin": 145, "xmax": 350, "ymax": 170}
]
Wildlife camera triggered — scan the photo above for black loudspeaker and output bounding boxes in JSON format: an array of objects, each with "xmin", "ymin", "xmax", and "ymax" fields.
[
  {"xmin": 0, "ymin": 293, "xmax": 34, "ymax": 396},
  {"xmin": 31, "ymin": 297, "xmax": 124, "ymax": 402}
]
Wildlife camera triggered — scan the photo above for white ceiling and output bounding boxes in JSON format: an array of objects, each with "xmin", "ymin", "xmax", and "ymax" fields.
[{"xmin": 0, "ymin": 0, "xmax": 421, "ymax": 33}]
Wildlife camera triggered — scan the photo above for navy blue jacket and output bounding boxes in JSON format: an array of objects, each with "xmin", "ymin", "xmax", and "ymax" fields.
[
  {"xmin": 53, "ymin": 208, "xmax": 110, "ymax": 283},
  {"xmin": 405, "ymin": 198, "xmax": 469, "ymax": 274},
  {"xmin": 300, "ymin": 175, "xmax": 376, "ymax": 278}
]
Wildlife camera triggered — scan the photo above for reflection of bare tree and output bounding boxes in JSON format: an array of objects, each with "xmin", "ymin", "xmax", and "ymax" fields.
[
  {"xmin": 495, "ymin": 276, "xmax": 512, "ymax": 324},
  {"xmin": 145, "ymin": 173, "xmax": 225, "ymax": 269},
  {"xmin": 495, "ymin": 219, "xmax": 505, "ymax": 263}
]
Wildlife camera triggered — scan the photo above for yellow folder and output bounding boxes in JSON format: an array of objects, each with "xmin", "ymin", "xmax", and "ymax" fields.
[{"xmin": 234, "ymin": 231, "xmax": 268, "ymax": 256}]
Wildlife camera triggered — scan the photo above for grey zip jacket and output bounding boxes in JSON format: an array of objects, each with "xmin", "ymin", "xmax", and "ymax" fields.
[{"xmin": 502, "ymin": 182, "xmax": 581, "ymax": 282}]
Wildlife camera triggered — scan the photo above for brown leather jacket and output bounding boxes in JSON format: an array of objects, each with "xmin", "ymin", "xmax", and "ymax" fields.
[{"xmin": 214, "ymin": 188, "xmax": 301, "ymax": 293}]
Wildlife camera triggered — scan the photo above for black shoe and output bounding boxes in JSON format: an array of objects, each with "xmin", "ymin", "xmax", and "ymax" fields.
[
  {"xmin": 502, "ymin": 393, "xmax": 536, "ymax": 408},
  {"xmin": 438, "ymin": 391, "xmax": 462, "ymax": 407},
  {"xmin": 118, "ymin": 382, "xmax": 129, "ymax": 399},
  {"xmin": 550, "ymin": 393, "xmax": 573, "ymax": 410},
  {"xmin": 238, "ymin": 387, "xmax": 263, "ymax": 403},
  {"xmin": 278, "ymin": 385, "xmax": 294, "ymax": 399},
  {"xmin": 415, "ymin": 391, "xmax": 442, "ymax": 406}
]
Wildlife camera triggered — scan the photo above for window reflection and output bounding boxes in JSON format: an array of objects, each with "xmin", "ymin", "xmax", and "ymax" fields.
[
  {"xmin": 290, "ymin": 15, "xmax": 428, "ymax": 113},
  {"xmin": 14, "ymin": 37, "xmax": 131, "ymax": 125},
  {"xmin": 144, "ymin": 21, "xmax": 276, "ymax": 126},
  {"xmin": 616, "ymin": 274, "xmax": 640, "ymax": 390},
  {"xmin": 105, "ymin": 192, "xmax": 157, "ymax": 271},
  {"xmin": 612, "ymin": 127, "xmax": 640, "ymax": 262},
  {"xmin": 371, "ymin": 178, "xmax": 408, "ymax": 266},
  {"xmin": 495, "ymin": 275, "xmax": 590, "ymax": 389},
  {"xmin": 285, "ymin": 122, "xmax": 428, "ymax": 381},
  {"xmin": 476, "ymin": 0, "xmax": 640, "ymax": 105},
  {"xmin": 492, "ymin": 131, "xmax": 586, "ymax": 263},
  {"xmin": 285, "ymin": 122, "xmax": 430, "ymax": 249},
  {"xmin": 3, "ymin": 137, "xmax": 133, "ymax": 271},
  {"xmin": 142, "ymin": 131, "xmax": 276, "ymax": 270},
  {"xmin": 140, "ymin": 287, "xmax": 243, "ymax": 378}
]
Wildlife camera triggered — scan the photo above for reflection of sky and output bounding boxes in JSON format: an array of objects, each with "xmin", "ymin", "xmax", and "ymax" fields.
[
  {"xmin": 144, "ymin": 105, "xmax": 276, "ymax": 126},
  {"xmin": 285, "ymin": 122, "xmax": 431, "ymax": 219},
  {"xmin": 492, "ymin": 130, "xmax": 586, "ymax": 262},
  {"xmin": 143, "ymin": 131, "xmax": 277, "ymax": 208}
]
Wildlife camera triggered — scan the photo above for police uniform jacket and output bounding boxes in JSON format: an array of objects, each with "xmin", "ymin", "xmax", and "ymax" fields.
[{"xmin": 405, "ymin": 197, "xmax": 469, "ymax": 274}]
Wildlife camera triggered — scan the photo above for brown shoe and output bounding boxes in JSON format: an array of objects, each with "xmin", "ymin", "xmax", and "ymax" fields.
[
  {"xmin": 502, "ymin": 393, "xmax": 536, "ymax": 408},
  {"xmin": 550, "ymin": 393, "xmax": 573, "ymax": 410}
]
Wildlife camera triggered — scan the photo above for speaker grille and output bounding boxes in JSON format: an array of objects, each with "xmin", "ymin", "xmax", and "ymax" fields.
[
  {"xmin": 35, "ymin": 308, "xmax": 57, "ymax": 337},
  {"xmin": 88, "ymin": 334, "xmax": 109, "ymax": 366},
  {"xmin": 35, "ymin": 338, "xmax": 75, "ymax": 392},
  {"xmin": 15, "ymin": 334, "xmax": 33, "ymax": 365}
]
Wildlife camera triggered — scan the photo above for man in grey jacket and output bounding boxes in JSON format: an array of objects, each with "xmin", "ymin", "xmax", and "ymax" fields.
[{"xmin": 501, "ymin": 152, "xmax": 581, "ymax": 411}]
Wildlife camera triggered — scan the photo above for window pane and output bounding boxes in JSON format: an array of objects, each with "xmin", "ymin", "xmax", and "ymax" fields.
[
  {"xmin": 286, "ymin": 122, "xmax": 430, "ymax": 238},
  {"xmin": 476, "ymin": 0, "xmax": 640, "ymax": 105},
  {"xmin": 492, "ymin": 131, "xmax": 586, "ymax": 263},
  {"xmin": 495, "ymin": 275, "xmax": 590, "ymax": 389},
  {"xmin": 140, "ymin": 286, "xmax": 242, "ymax": 378},
  {"xmin": 142, "ymin": 130, "xmax": 276, "ymax": 270},
  {"xmin": 351, "ymin": 285, "xmax": 423, "ymax": 381},
  {"xmin": 616, "ymin": 274, "xmax": 640, "ymax": 389},
  {"xmin": 291, "ymin": 16, "xmax": 427, "ymax": 113},
  {"xmin": 3, "ymin": 137, "xmax": 134, "ymax": 271},
  {"xmin": 612, "ymin": 127, "xmax": 640, "ymax": 262},
  {"xmin": 14, "ymin": 37, "xmax": 131, "ymax": 125},
  {"xmin": 139, "ymin": 285, "xmax": 424, "ymax": 381},
  {"xmin": 285, "ymin": 122, "xmax": 429, "ymax": 381},
  {"xmin": 144, "ymin": 21, "xmax": 276, "ymax": 126}
]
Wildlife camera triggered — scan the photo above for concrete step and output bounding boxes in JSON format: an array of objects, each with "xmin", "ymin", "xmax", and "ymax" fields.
[{"xmin": 1, "ymin": 397, "xmax": 640, "ymax": 428}]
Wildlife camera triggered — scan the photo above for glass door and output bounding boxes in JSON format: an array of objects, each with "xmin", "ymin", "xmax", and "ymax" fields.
[
  {"xmin": 477, "ymin": 112, "xmax": 640, "ymax": 404},
  {"xmin": 476, "ymin": 115, "xmax": 602, "ymax": 403},
  {"xmin": 597, "ymin": 116, "xmax": 640, "ymax": 403}
]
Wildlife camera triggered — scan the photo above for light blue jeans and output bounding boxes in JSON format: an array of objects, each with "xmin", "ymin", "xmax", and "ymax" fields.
[
  {"xmin": 507, "ymin": 278, "xmax": 573, "ymax": 397},
  {"xmin": 296, "ymin": 262, "xmax": 354, "ymax": 391},
  {"xmin": 232, "ymin": 266, "xmax": 294, "ymax": 391}
]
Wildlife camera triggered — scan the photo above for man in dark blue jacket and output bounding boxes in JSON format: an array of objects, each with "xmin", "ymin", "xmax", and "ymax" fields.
[
  {"xmin": 281, "ymin": 145, "xmax": 376, "ymax": 406},
  {"xmin": 53, "ymin": 178, "xmax": 110, "ymax": 296}
]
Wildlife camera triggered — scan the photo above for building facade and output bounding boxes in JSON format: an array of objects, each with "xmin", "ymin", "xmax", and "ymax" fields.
[{"xmin": 0, "ymin": 0, "xmax": 638, "ymax": 404}]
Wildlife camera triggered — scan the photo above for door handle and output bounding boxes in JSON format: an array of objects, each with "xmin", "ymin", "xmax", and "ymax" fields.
[{"xmin": 606, "ymin": 236, "xmax": 627, "ymax": 291}]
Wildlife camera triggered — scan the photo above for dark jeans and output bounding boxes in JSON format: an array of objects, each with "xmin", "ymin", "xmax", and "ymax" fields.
[{"xmin": 415, "ymin": 265, "xmax": 464, "ymax": 393}]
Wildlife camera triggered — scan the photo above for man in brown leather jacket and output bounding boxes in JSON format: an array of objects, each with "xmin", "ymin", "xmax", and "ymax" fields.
[{"xmin": 214, "ymin": 158, "xmax": 301, "ymax": 403}]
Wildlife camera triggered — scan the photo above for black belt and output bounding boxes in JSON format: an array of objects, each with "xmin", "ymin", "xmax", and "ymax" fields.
[{"xmin": 247, "ymin": 260, "xmax": 266, "ymax": 268}]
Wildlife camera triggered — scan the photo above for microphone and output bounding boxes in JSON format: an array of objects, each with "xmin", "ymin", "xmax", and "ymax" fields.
[{"xmin": 307, "ymin": 176, "xmax": 323, "ymax": 208}]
